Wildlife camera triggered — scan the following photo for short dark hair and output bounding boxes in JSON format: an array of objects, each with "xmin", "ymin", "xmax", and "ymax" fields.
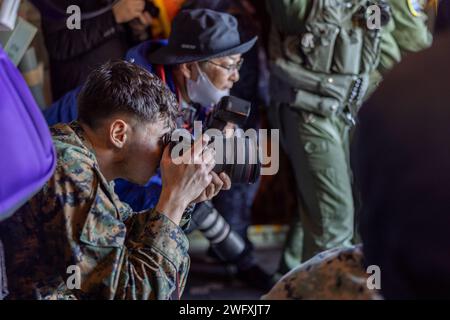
[{"xmin": 78, "ymin": 60, "xmax": 178, "ymax": 129}]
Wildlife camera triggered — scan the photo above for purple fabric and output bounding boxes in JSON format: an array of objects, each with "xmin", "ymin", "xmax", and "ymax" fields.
[{"xmin": 0, "ymin": 45, "xmax": 56, "ymax": 221}]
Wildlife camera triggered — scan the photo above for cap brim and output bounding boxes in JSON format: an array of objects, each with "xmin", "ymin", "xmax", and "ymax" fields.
[{"xmin": 147, "ymin": 36, "xmax": 257, "ymax": 65}]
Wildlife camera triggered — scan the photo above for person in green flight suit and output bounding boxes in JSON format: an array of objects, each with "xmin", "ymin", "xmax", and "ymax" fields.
[{"xmin": 265, "ymin": 0, "xmax": 433, "ymax": 277}]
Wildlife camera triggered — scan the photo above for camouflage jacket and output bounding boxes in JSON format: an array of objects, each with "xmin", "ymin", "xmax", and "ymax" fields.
[
  {"xmin": 0, "ymin": 122, "xmax": 190, "ymax": 300},
  {"xmin": 262, "ymin": 245, "xmax": 381, "ymax": 300}
]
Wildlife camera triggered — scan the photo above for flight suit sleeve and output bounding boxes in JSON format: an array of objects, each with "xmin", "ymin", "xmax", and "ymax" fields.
[{"xmin": 379, "ymin": 0, "xmax": 433, "ymax": 72}]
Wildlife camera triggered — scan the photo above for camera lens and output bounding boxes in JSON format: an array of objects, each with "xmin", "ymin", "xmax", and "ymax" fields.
[
  {"xmin": 187, "ymin": 201, "xmax": 246, "ymax": 263},
  {"xmin": 211, "ymin": 136, "xmax": 260, "ymax": 184},
  {"xmin": 169, "ymin": 132, "xmax": 261, "ymax": 184}
]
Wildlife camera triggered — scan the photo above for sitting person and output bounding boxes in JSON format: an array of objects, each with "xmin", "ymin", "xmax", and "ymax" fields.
[
  {"xmin": 0, "ymin": 60, "xmax": 230, "ymax": 300},
  {"xmin": 263, "ymin": 30, "xmax": 450, "ymax": 300}
]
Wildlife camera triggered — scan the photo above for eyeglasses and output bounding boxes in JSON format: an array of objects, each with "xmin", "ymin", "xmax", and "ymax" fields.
[{"xmin": 208, "ymin": 59, "xmax": 244, "ymax": 73}]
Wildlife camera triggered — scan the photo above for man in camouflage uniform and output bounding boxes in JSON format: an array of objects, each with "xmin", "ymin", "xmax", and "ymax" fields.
[
  {"xmin": 0, "ymin": 60, "xmax": 230, "ymax": 299},
  {"xmin": 266, "ymin": 0, "xmax": 433, "ymax": 276}
]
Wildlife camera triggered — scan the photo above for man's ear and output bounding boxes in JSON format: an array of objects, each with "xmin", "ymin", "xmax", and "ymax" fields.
[
  {"xmin": 179, "ymin": 62, "xmax": 196, "ymax": 80},
  {"xmin": 109, "ymin": 119, "xmax": 129, "ymax": 149}
]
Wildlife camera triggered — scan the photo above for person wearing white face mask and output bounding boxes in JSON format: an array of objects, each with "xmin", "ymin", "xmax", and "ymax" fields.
[
  {"xmin": 145, "ymin": 8, "xmax": 274, "ymax": 292},
  {"xmin": 45, "ymin": 8, "xmax": 254, "ymax": 213},
  {"xmin": 147, "ymin": 12, "xmax": 247, "ymax": 127}
]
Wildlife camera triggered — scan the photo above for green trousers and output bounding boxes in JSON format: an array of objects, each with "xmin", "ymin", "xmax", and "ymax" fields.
[{"xmin": 269, "ymin": 103, "xmax": 355, "ymax": 274}]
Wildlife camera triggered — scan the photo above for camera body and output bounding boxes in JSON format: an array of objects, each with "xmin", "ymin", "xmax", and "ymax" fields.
[
  {"xmin": 202, "ymin": 96, "xmax": 260, "ymax": 184},
  {"xmin": 179, "ymin": 97, "xmax": 259, "ymax": 262},
  {"xmin": 206, "ymin": 95, "xmax": 252, "ymax": 131},
  {"xmin": 172, "ymin": 95, "xmax": 260, "ymax": 184}
]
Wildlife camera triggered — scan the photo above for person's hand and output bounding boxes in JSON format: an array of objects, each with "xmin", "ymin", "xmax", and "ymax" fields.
[
  {"xmin": 156, "ymin": 135, "xmax": 216, "ymax": 224},
  {"xmin": 113, "ymin": 0, "xmax": 145, "ymax": 24},
  {"xmin": 192, "ymin": 171, "xmax": 231, "ymax": 203}
]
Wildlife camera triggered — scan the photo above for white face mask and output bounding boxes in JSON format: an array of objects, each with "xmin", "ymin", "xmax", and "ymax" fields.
[{"xmin": 186, "ymin": 63, "xmax": 229, "ymax": 107}]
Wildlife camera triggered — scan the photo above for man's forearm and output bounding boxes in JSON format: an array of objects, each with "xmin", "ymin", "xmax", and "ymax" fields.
[{"xmin": 155, "ymin": 191, "xmax": 190, "ymax": 225}]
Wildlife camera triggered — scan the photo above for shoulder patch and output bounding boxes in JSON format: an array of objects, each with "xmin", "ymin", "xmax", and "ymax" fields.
[{"xmin": 407, "ymin": 0, "xmax": 426, "ymax": 17}]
